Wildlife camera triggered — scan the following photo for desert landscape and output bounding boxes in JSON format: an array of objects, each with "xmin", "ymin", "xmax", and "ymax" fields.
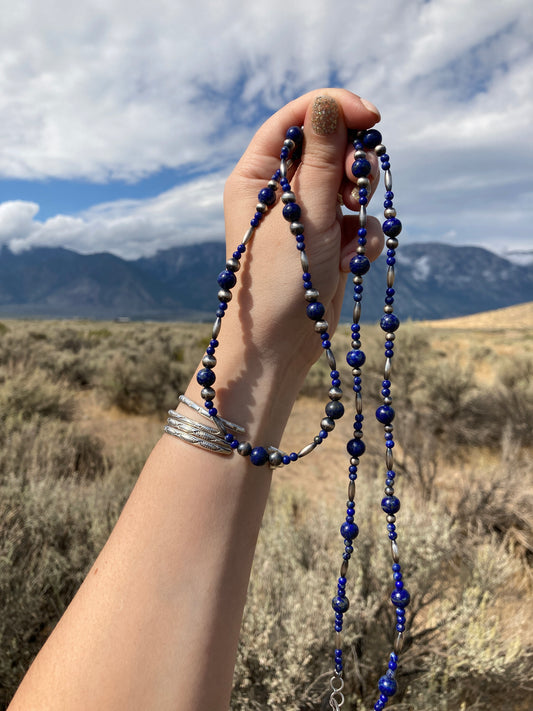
[{"xmin": 1, "ymin": 304, "xmax": 531, "ymax": 710}]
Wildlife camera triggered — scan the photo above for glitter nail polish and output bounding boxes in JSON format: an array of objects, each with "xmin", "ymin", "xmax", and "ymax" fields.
[{"xmin": 311, "ymin": 96, "xmax": 339, "ymax": 135}]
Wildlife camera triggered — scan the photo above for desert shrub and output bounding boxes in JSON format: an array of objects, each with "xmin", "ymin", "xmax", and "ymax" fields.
[
  {"xmin": 0, "ymin": 438, "xmax": 148, "ymax": 708},
  {"xmin": 232, "ymin": 468, "xmax": 533, "ymax": 711},
  {"xmin": 0, "ymin": 367, "xmax": 75, "ymax": 424}
]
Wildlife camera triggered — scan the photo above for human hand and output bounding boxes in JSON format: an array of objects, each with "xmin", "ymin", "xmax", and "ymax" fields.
[{"xmin": 222, "ymin": 88, "xmax": 384, "ymax": 376}]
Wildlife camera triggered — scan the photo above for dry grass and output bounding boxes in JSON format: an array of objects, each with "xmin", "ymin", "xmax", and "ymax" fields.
[{"xmin": 0, "ymin": 312, "xmax": 531, "ymax": 710}]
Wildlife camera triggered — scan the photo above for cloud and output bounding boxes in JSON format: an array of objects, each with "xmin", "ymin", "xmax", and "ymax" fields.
[
  {"xmin": 0, "ymin": 0, "xmax": 531, "ymax": 256},
  {"xmin": 4, "ymin": 172, "xmax": 226, "ymax": 258}
]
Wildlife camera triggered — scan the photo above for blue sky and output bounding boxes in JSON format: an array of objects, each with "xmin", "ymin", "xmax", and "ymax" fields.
[{"xmin": 0, "ymin": 0, "xmax": 531, "ymax": 261}]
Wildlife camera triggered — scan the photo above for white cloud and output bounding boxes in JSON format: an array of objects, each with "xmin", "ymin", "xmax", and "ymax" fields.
[{"xmin": 0, "ymin": 0, "xmax": 531, "ymax": 256}]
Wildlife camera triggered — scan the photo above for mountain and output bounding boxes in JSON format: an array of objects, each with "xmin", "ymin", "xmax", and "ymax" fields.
[{"xmin": 0, "ymin": 242, "xmax": 531, "ymax": 322}]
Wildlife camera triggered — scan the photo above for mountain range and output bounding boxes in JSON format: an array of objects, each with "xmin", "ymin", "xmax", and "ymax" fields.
[{"xmin": 0, "ymin": 242, "xmax": 531, "ymax": 322}]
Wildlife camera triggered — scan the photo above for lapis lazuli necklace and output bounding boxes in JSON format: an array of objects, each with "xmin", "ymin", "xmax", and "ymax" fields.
[{"xmin": 174, "ymin": 125, "xmax": 409, "ymax": 710}]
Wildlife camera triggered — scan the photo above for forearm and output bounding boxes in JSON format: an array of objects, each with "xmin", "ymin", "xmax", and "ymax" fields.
[{"xmin": 9, "ymin": 338, "xmax": 298, "ymax": 711}]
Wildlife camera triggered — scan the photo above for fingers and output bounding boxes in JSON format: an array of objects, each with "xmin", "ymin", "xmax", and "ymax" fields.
[{"xmin": 339, "ymin": 215, "xmax": 384, "ymax": 272}]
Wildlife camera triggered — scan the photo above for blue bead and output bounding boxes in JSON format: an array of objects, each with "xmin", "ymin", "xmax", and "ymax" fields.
[
  {"xmin": 196, "ymin": 368, "xmax": 215, "ymax": 386},
  {"xmin": 391, "ymin": 588, "xmax": 411, "ymax": 608},
  {"xmin": 230, "ymin": 440, "xmax": 239, "ymax": 449},
  {"xmin": 326, "ymin": 400, "xmax": 344, "ymax": 420},
  {"xmin": 224, "ymin": 433, "xmax": 234, "ymax": 443},
  {"xmin": 332, "ymin": 595, "xmax": 350, "ymax": 613},
  {"xmin": 381, "ymin": 496, "xmax": 401, "ymax": 514},
  {"xmin": 347, "ymin": 438, "xmax": 366, "ymax": 457},
  {"xmin": 282, "ymin": 455, "xmax": 290, "ymax": 465},
  {"xmin": 380, "ymin": 314, "xmax": 400, "ymax": 332},
  {"xmin": 286, "ymin": 125, "xmax": 303, "ymax": 143},
  {"xmin": 358, "ymin": 227, "xmax": 367, "ymax": 237},
  {"xmin": 258, "ymin": 187, "xmax": 276, "ymax": 206},
  {"xmin": 362, "ymin": 129, "xmax": 382, "ymax": 148},
  {"xmin": 282, "ymin": 202, "xmax": 301, "ymax": 222},
  {"xmin": 378, "ymin": 675, "xmax": 397, "ymax": 697},
  {"xmin": 381, "ymin": 161, "xmax": 390, "ymax": 170},
  {"xmin": 351, "ymin": 158, "xmax": 371, "ymax": 177},
  {"xmin": 386, "ymin": 257, "xmax": 396, "ymax": 266},
  {"xmin": 350, "ymin": 254, "xmax": 371, "ymax": 275},
  {"xmin": 346, "ymin": 349, "xmax": 366, "ymax": 367},
  {"xmin": 376, "ymin": 405, "xmax": 395, "ymax": 424},
  {"xmin": 217, "ymin": 270, "xmax": 237, "ymax": 290},
  {"xmin": 340, "ymin": 521, "xmax": 359, "ymax": 541},
  {"xmin": 250, "ymin": 217, "xmax": 260, "ymax": 227},
  {"xmin": 359, "ymin": 196, "xmax": 368, "ymax": 205},
  {"xmin": 383, "ymin": 218, "xmax": 402, "ymax": 237},
  {"xmin": 250, "ymin": 447, "xmax": 269, "ymax": 466},
  {"xmin": 306, "ymin": 302, "xmax": 325, "ymax": 321},
  {"xmin": 289, "ymin": 452, "xmax": 298, "ymax": 461}
]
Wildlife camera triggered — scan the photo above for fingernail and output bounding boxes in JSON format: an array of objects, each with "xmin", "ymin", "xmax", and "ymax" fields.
[
  {"xmin": 311, "ymin": 96, "xmax": 339, "ymax": 135},
  {"xmin": 361, "ymin": 98, "xmax": 381, "ymax": 120}
]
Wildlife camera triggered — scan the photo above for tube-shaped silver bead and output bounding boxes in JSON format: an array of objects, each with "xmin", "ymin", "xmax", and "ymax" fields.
[
  {"xmin": 280, "ymin": 159, "xmax": 287, "ymax": 179},
  {"xmin": 242, "ymin": 226, "xmax": 255, "ymax": 245},
  {"xmin": 353, "ymin": 302, "xmax": 361, "ymax": 324},
  {"xmin": 300, "ymin": 251, "xmax": 309, "ymax": 273},
  {"xmin": 359, "ymin": 204, "xmax": 367, "ymax": 227},
  {"xmin": 384, "ymin": 357, "xmax": 392, "ymax": 379},
  {"xmin": 387, "ymin": 266, "xmax": 395, "ymax": 288},
  {"xmin": 326, "ymin": 349, "xmax": 336, "ymax": 370},
  {"xmin": 394, "ymin": 632, "xmax": 405, "ymax": 654},
  {"xmin": 298, "ymin": 441, "xmax": 317, "ymax": 458},
  {"xmin": 386, "ymin": 448, "xmax": 394, "ymax": 470},
  {"xmin": 212, "ymin": 316, "xmax": 222, "ymax": 339},
  {"xmin": 384, "ymin": 170, "xmax": 392, "ymax": 191},
  {"xmin": 391, "ymin": 539, "xmax": 400, "ymax": 563},
  {"xmin": 355, "ymin": 392, "xmax": 363, "ymax": 414}
]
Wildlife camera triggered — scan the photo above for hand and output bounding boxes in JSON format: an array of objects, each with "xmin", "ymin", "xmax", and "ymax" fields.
[{"xmin": 222, "ymin": 89, "xmax": 384, "ymax": 376}]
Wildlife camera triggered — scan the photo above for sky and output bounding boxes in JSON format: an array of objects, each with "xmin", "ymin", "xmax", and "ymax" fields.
[{"xmin": 0, "ymin": 0, "xmax": 532, "ymax": 262}]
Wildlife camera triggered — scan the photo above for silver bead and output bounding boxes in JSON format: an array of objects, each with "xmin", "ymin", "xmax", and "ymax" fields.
[
  {"xmin": 359, "ymin": 204, "xmax": 367, "ymax": 227},
  {"xmin": 328, "ymin": 386, "xmax": 343, "ymax": 400},
  {"xmin": 384, "ymin": 208, "xmax": 397, "ymax": 218},
  {"xmin": 269, "ymin": 450, "xmax": 283, "ymax": 467},
  {"xmin": 384, "ymin": 425, "xmax": 393, "ymax": 432},
  {"xmin": 305, "ymin": 288, "xmax": 319, "ymax": 302},
  {"xmin": 352, "ymin": 431, "xmax": 363, "ymax": 439},
  {"xmin": 386, "ymin": 514, "xmax": 396, "ymax": 523},
  {"xmin": 281, "ymin": 191, "xmax": 295, "ymax": 203},
  {"xmin": 283, "ymin": 138, "xmax": 295, "ymax": 151},
  {"xmin": 384, "ymin": 170, "xmax": 392, "ymax": 191},
  {"xmin": 350, "ymin": 457, "xmax": 359, "ymax": 466},
  {"xmin": 394, "ymin": 632, "xmax": 405, "ymax": 654},
  {"xmin": 242, "ymin": 226, "xmax": 254, "ymax": 245},
  {"xmin": 352, "ymin": 367, "xmax": 361, "ymax": 376},
  {"xmin": 353, "ymin": 302, "xmax": 361, "ymax": 324},
  {"xmin": 325, "ymin": 349, "xmax": 336, "ymax": 370},
  {"xmin": 385, "ymin": 487, "xmax": 394, "ymax": 496},
  {"xmin": 315, "ymin": 320, "xmax": 329, "ymax": 333},
  {"xmin": 391, "ymin": 539, "xmax": 400, "ymax": 563},
  {"xmin": 267, "ymin": 179, "xmax": 278, "ymax": 190},
  {"xmin": 226, "ymin": 257, "xmax": 240, "ymax": 272},
  {"xmin": 386, "ymin": 448, "xmax": 394, "ymax": 470},
  {"xmin": 298, "ymin": 441, "xmax": 317, "ymax": 458},
  {"xmin": 280, "ymin": 159, "xmax": 287, "ymax": 179},
  {"xmin": 356, "ymin": 245, "xmax": 366, "ymax": 254},
  {"xmin": 384, "ymin": 305, "xmax": 394, "ymax": 314},
  {"xmin": 384, "ymin": 397, "xmax": 393, "ymax": 405},
  {"xmin": 353, "ymin": 275, "xmax": 363, "ymax": 285},
  {"xmin": 290, "ymin": 221, "xmax": 304, "ymax": 235},
  {"xmin": 374, "ymin": 144, "xmax": 386, "ymax": 156},
  {"xmin": 202, "ymin": 354, "xmax": 216, "ymax": 368},
  {"xmin": 237, "ymin": 441, "xmax": 252, "ymax": 457},
  {"xmin": 357, "ymin": 177, "xmax": 370, "ymax": 188},
  {"xmin": 217, "ymin": 288, "xmax": 232, "ymax": 303},
  {"xmin": 355, "ymin": 392, "xmax": 362, "ymax": 414},
  {"xmin": 386, "ymin": 333, "xmax": 396, "ymax": 340},
  {"xmin": 384, "ymin": 357, "xmax": 392, "ymax": 379},
  {"xmin": 212, "ymin": 316, "xmax": 222, "ymax": 339},
  {"xmin": 354, "ymin": 149, "xmax": 366, "ymax": 159},
  {"xmin": 387, "ymin": 265, "xmax": 395, "ymax": 288},
  {"xmin": 348, "ymin": 481, "xmax": 355, "ymax": 500},
  {"xmin": 256, "ymin": 202, "xmax": 268, "ymax": 213},
  {"xmin": 351, "ymin": 341, "xmax": 361, "ymax": 350},
  {"xmin": 321, "ymin": 417, "xmax": 336, "ymax": 432},
  {"xmin": 201, "ymin": 386, "xmax": 215, "ymax": 400},
  {"xmin": 300, "ymin": 251, "xmax": 309, "ymax": 272}
]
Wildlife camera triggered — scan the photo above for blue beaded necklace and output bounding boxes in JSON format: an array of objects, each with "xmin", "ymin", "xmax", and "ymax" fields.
[{"xmin": 195, "ymin": 126, "xmax": 409, "ymax": 710}]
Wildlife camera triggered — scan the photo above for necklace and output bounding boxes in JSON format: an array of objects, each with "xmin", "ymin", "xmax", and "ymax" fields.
[{"xmin": 165, "ymin": 124, "xmax": 409, "ymax": 710}]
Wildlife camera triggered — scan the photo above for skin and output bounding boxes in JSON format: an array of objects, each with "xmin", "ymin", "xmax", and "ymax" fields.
[{"xmin": 8, "ymin": 89, "xmax": 383, "ymax": 711}]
